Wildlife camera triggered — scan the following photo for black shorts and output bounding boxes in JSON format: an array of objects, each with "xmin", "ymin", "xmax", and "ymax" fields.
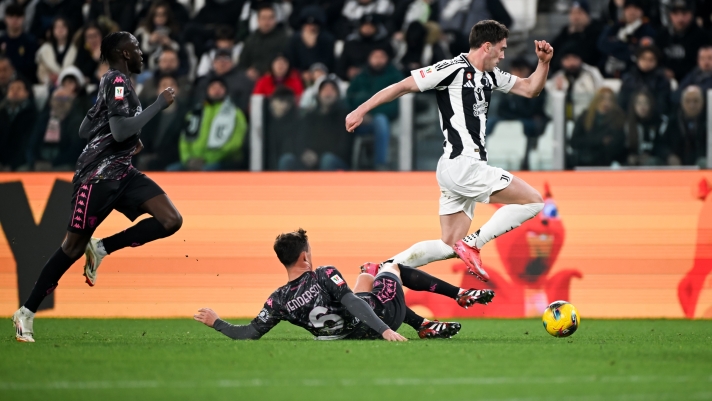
[
  {"xmin": 350, "ymin": 272, "xmax": 407, "ymax": 339},
  {"xmin": 67, "ymin": 169, "xmax": 165, "ymax": 235}
]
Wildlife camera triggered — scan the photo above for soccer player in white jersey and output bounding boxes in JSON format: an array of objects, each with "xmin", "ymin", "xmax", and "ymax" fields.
[{"xmin": 345, "ymin": 20, "xmax": 553, "ymax": 281}]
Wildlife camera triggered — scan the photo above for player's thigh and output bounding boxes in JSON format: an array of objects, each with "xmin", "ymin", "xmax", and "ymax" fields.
[
  {"xmin": 488, "ymin": 175, "xmax": 543, "ymax": 205},
  {"xmin": 352, "ymin": 273, "xmax": 375, "ymax": 293}
]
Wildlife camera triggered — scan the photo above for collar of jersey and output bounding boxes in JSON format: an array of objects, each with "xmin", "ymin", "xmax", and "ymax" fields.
[{"xmin": 459, "ymin": 53, "xmax": 480, "ymax": 72}]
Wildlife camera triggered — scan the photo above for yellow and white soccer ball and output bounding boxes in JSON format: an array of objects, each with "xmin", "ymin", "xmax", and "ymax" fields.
[{"xmin": 542, "ymin": 300, "xmax": 580, "ymax": 337}]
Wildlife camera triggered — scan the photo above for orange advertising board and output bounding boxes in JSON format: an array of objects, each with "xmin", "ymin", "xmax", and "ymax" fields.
[{"xmin": 1, "ymin": 172, "xmax": 711, "ymax": 319}]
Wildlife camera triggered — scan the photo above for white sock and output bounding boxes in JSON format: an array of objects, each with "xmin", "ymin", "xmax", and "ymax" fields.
[
  {"xmin": 20, "ymin": 306, "xmax": 35, "ymax": 317},
  {"xmin": 463, "ymin": 203, "xmax": 544, "ymax": 249},
  {"xmin": 390, "ymin": 240, "xmax": 456, "ymax": 268}
]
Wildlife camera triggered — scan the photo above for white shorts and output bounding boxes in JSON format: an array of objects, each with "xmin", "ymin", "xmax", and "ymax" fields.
[{"xmin": 436, "ymin": 155, "xmax": 513, "ymax": 219}]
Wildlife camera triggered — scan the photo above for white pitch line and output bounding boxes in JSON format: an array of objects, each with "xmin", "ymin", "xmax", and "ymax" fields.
[{"xmin": 0, "ymin": 375, "xmax": 710, "ymax": 391}]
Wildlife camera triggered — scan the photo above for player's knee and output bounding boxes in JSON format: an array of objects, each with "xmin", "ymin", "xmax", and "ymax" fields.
[
  {"xmin": 162, "ymin": 212, "xmax": 183, "ymax": 234},
  {"xmin": 61, "ymin": 237, "xmax": 90, "ymax": 259},
  {"xmin": 380, "ymin": 262, "xmax": 401, "ymax": 279}
]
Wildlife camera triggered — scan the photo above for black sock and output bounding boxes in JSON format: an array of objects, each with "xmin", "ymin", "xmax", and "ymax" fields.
[
  {"xmin": 24, "ymin": 247, "xmax": 80, "ymax": 313},
  {"xmin": 399, "ymin": 266, "xmax": 460, "ymax": 299},
  {"xmin": 404, "ymin": 307, "xmax": 425, "ymax": 330},
  {"xmin": 102, "ymin": 218, "xmax": 172, "ymax": 254}
]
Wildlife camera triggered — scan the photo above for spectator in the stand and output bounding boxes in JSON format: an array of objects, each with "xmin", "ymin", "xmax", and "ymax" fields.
[
  {"xmin": 487, "ymin": 57, "xmax": 548, "ymax": 171},
  {"xmin": 570, "ymin": 87, "xmax": 626, "ymax": 167},
  {"xmin": 282, "ymin": 80, "xmax": 353, "ymax": 171},
  {"xmin": 87, "ymin": 0, "xmax": 136, "ymax": 32},
  {"xmin": 436, "ymin": 0, "xmax": 512, "ymax": 40},
  {"xmin": 237, "ymin": 4, "xmax": 289, "ymax": 81},
  {"xmin": 657, "ymin": 0, "xmax": 711, "ymax": 82},
  {"xmin": 286, "ymin": 6, "xmax": 336, "ymax": 79},
  {"xmin": 624, "ymin": 89, "xmax": 670, "ymax": 166},
  {"xmin": 337, "ymin": 14, "xmax": 393, "ymax": 81},
  {"xmin": 550, "ymin": 0, "xmax": 604, "ymax": 73},
  {"xmin": 598, "ymin": 0, "xmax": 657, "ymax": 77},
  {"xmin": 253, "ymin": 55, "xmax": 305, "ymax": 99},
  {"xmin": 618, "ymin": 45, "xmax": 672, "ymax": 114},
  {"xmin": 136, "ymin": 73, "xmax": 185, "ymax": 171},
  {"xmin": 29, "ymin": 66, "xmax": 90, "ymax": 170},
  {"xmin": 396, "ymin": 21, "xmax": 448, "ymax": 77},
  {"xmin": 0, "ymin": 56, "xmax": 16, "ymax": 101},
  {"xmin": 545, "ymin": 43, "xmax": 604, "ymax": 121},
  {"xmin": 677, "ymin": 45, "xmax": 712, "ymax": 101},
  {"xmin": 134, "ymin": 2, "xmax": 182, "ymax": 70},
  {"xmin": 35, "ymin": 17, "xmax": 77, "ymax": 85},
  {"xmin": 29, "ymin": 0, "xmax": 83, "ymax": 41},
  {"xmin": 193, "ymin": 48, "xmax": 254, "ymax": 112},
  {"xmin": 0, "ymin": 4, "xmax": 38, "ymax": 83},
  {"xmin": 339, "ymin": 0, "xmax": 394, "ymax": 38},
  {"xmin": 73, "ymin": 22, "xmax": 104, "ymax": 84},
  {"xmin": 300, "ymin": 62, "xmax": 348, "ymax": 110},
  {"xmin": 135, "ymin": 0, "xmax": 190, "ymax": 32},
  {"xmin": 266, "ymin": 87, "xmax": 302, "ymax": 170},
  {"xmin": 196, "ymin": 25, "xmax": 241, "ymax": 78},
  {"xmin": 665, "ymin": 85, "xmax": 707, "ymax": 167},
  {"xmin": 140, "ymin": 48, "xmax": 191, "ymax": 104},
  {"xmin": 173, "ymin": 77, "xmax": 248, "ymax": 171},
  {"xmin": 0, "ymin": 78, "xmax": 36, "ymax": 171},
  {"xmin": 347, "ymin": 48, "xmax": 400, "ymax": 170},
  {"xmin": 605, "ymin": 0, "xmax": 660, "ymax": 26},
  {"xmin": 184, "ymin": 0, "xmax": 245, "ymax": 58},
  {"xmin": 237, "ymin": 0, "xmax": 292, "ymax": 42}
]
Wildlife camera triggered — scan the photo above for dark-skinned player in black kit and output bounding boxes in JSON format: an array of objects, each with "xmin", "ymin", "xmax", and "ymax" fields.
[{"xmin": 12, "ymin": 32, "xmax": 182, "ymax": 342}]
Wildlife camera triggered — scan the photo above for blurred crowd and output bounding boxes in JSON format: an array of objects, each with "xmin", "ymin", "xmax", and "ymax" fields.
[{"xmin": 0, "ymin": 0, "xmax": 708, "ymax": 172}]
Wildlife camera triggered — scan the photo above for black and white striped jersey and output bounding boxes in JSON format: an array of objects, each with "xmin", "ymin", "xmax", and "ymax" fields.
[{"xmin": 411, "ymin": 54, "xmax": 517, "ymax": 161}]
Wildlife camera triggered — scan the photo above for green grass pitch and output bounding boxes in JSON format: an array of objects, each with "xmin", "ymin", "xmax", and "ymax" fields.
[{"xmin": 1, "ymin": 318, "xmax": 711, "ymax": 401}]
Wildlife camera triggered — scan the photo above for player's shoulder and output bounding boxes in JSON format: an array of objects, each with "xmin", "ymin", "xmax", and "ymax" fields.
[
  {"xmin": 432, "ymin": 55, "xmax": 468, "ymax": 73},
  {"xmin": 102, "ymin": 69, "xmax": 129, "ymax": 87},
  {"xmin": 316, "ymin": 266, "xmax": 347, "ymax": 285}
]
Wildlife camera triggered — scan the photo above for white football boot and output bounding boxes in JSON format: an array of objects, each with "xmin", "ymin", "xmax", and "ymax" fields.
[
  {"xmin": 83, "ymin": 238, "xmax": 107, "ymax": 287},
  {"xmin": 12, "ymin": 307, "xmax": 35, "ymax": 342}
]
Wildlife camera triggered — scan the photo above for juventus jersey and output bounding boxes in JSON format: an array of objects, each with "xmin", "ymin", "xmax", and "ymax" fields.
[{"xmin": 411, "ymin": 54, "xmax": 517, "ymax": 161}]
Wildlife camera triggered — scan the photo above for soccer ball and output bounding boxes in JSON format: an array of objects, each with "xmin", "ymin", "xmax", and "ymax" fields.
[{"xmin": 542, "ymin": 300, "xmax": 580, "ymax": 337}]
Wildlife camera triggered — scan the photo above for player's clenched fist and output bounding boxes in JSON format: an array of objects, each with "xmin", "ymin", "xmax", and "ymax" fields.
[
  {"xmin": 345, "ymin": 110, "xmax": 364, "ymax": 133},
  {"xmin": 534, "ymin": 40, "xmax": 553, "ymax": 63},
  {"xmin": 194, "ymin": 307, "xmax": 219, "ymax": 328},
  {"xmin": 382, "ymin": 329, "xmax": 408, "ymax": 342},
  {"xmin": 160, "ymin": 87, "xmax": 176, "ymax": 107}
]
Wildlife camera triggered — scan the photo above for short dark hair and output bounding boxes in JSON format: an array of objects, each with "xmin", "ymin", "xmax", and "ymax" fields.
[
  {"xmin": 100, "ymin": 31, "xmax": 132, "ymax": 63},
  {"xmin": 636, "ymin": 45, "xmax": 660, "ymax": 61},
  {"xmin": 469, "ymin": 20, "xmax": 509, "ymax": 49},
  {"xmin": 273, "ymin": 228, "xmax": 309, "ymax": 267},
  {"xmin": 214, "ymin": 25, "xmax": 235, "ymax": 41},
  {"xmin": 5, "ymin": 4, "xmax": 24, "ymax": 17}
]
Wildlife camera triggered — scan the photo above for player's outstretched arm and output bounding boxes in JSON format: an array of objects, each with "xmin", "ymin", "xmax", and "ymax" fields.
[
  {"xmin": 108, "ymin": 88, "xmax": 176, "ymax": 142},
  {"xmin": 340, "ymin": 293, "xmax": 407, "ymax": 342},
  {"xmin": 509, "ymin": 40, "xmax": 553, "ymax": 99},
  {"xmin": 345, "ymin": 76, "xmax": 419, "ymax": 133},
  {"xmin": 193, "ymin": 307, "xmax": 263, "ymax": 340}
]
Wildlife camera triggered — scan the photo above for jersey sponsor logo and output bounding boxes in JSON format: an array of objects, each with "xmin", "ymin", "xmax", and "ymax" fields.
[
  {"xmin": 425, "ymin": 67, "xmax": 432, "ymax": 74},
  {"xmin": 473, "ymin": 102, "xmax": 489, "ymax": 116},
  {"xmin": 420, "ymin": 70, "xmax": 426, "ymax": 78},
  {"xmin": 286, "ymin": 284, "xmax": 320, "ymax": 312},
  {"xmin": 331, "ymin": 275, "xmax": 345, "ymax": 286},
  {"xmin": 266, "ymin": 298, "xmax": 273, "ymax": 307},
  {"xmin": 112, "ymin": 76, "xmax": 125, "ymax": 84},
  {"xmin": 257, "ymin": 308, "xmax": 270, "ymax": 323},
  {"xmin": 114, "ymin": 87, "xmax": 124, "ymax": 100}
]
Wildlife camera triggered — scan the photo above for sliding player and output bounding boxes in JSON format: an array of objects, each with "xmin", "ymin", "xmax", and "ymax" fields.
[
  {"xmin": 12, "ymin": 32, "xmax": 182, "ymax": 342},
  {"xmin": 345, "ymin": 20, "xmax": 553, "ymax": 281},
  {"xmin": 194, "ymin": 229, "xmax": 494, "ymax": 340}
]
